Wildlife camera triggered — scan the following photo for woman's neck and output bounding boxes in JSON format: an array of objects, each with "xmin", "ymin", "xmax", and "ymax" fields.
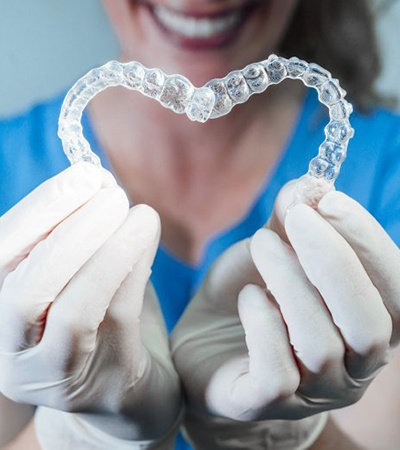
[{"xmin": 88, "ymin": 80, "xmax": 305, "ymax": 263}]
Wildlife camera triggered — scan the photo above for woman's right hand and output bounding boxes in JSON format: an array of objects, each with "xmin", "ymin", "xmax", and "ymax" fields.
[
  {"xmin": 171, "ymin": 178, "xmax": 400, "ymax": 449},
  {"xmin": 0, "ymin": 163, "xmax": 181, "ymax": 446}
]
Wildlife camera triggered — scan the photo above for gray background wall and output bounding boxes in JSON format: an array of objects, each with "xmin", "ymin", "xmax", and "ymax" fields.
[
  {"xmin": 0, "ymin": 0, "xmax": 399, "ymax": 118},
  {"xmin": 0, "ymin": 0, "xmax": 119, "ymax": 118}
]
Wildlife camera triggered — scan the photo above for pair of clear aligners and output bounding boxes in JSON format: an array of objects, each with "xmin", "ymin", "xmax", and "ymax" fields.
[{"xmin": 59, "ymin": 54, "xmax": 354, "ymax": 187}]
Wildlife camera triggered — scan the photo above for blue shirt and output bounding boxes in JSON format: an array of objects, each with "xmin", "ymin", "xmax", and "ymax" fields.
[{"xmin": 1, "ymin": 91, "xmax": 400, "ymax": 449}]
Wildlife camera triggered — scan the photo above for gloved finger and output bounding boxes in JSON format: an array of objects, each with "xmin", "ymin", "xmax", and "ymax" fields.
[
  {"xmin": 140, "ymin": 283, "xmax": 171, "ymax": 365},
  {"xmin": 204, "ymin": 240, "xmax": 264, "ymax": 315},
  {"xmin": 0, "ymin": 186, "xmax": 129, "ymax": 352},
  {"xmin": 40, "ymin": 204, "xmax": 158, "ymax": 371},
  {"xmin": 267, "ymin": 180, "xmax": 298, "ymax": 241},
  {"xmin": 0, "ymin": 163, "xmax": 108, "ymax": 288},
  {"xmin": 285, "ymin": 204, "xmax": 392, "ymax": 379},
  {"xmin": 98, "ymin": 205, "xmax": 161, "ymax": 364},
  {"xmin": 250, "ymin": 228, "xmax": 348, "ymax": 395},
  {"xmin": 267, "ymin": 177, "xmax": 334, "ymax": 242},
  {"xmin": 206, "ymin": 284, "xmax": 299, "ymax": 421},
  {"xmin": 318, "ymin": 191, "xmax": 400, "ymax": 346},
  {"xmin": 141, "ymin": 284, "xmax": 168, "ymax": 338}
]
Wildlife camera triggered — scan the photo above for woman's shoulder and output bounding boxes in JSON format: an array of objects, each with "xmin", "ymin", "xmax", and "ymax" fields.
[
  {"xmin": 0, "ymin": 93, "xmax": 64, "ymax": 147},
  {"xmin": 352, "ymin": 104, "xmax": 400, "ymax": 148},
  {"xmin": 0, "ymin": 93, "xmax": 69, "ymax": 216},
  {"xmin": 343, "ymin": 102, "xmax": 400, "ymax": 173},
  {"xmin": 343, "ymin": 104, "xmax": 400, "ymax": 181},
  {"xmin": 338, "ymin": 104, "xmax": 400, "ymax": 244}
]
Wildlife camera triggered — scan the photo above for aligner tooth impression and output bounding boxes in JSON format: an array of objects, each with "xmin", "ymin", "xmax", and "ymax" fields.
[{"xmin": 58, "ymin": 55, "xmax": 354, "ymax": 204}]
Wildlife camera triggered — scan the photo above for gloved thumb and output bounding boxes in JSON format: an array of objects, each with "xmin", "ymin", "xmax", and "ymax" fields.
[{"xmin": 267, "ymin": 176, "xmax": 334, "ymax": 241}]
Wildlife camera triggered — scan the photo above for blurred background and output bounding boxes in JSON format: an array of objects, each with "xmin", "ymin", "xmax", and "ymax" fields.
[{"xmin": 0, "ymin": 0, "xmax": 399, "ymax": 118}]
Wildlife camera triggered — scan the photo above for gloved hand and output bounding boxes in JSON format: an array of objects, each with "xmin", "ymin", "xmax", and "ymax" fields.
[
  {"xmin": 0, "ymin": 163, "xmax": 182, "ymax": 449},
  {"xmin": 171, "ymin": 179, "xmax": 400, "ymax": 449}
]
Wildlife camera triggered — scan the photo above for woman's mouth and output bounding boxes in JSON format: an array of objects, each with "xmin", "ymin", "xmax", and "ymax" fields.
[{"xmin": 147, "ymin": 3, "xmax": 254, "ymax": 50}]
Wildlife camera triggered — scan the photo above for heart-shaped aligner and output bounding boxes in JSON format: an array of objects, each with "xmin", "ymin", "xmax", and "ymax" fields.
[{"xmin": 58, "ymin": 54, "xmax": 354, "ymax": 185}]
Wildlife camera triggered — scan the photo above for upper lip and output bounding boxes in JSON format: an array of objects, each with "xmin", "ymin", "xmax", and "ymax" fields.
[{"xmin": 139, "ymin": 0, "xmax": 258, "ymax": 18}]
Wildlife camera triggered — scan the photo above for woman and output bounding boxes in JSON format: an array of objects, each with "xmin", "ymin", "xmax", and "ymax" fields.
[{"xmin": 0, "ymin": 0, "xmax": 399, "ymax": 448}]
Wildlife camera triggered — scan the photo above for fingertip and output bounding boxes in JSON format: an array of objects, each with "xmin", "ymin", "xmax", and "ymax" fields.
[
  {"xmin": 272, "ymin": 177, "xmax": 334, "ymax": 238},
  {"xmin": 317, "ymin": 192, "xmax": 380, "ymax": 245},
  {"xmin": 284, "ymin": 201, "xmax": 309, "ymax": 221},
  {"xmin": 130, "ymin": 204, "xmax": 161, "ymax": 239},
  {"xmin": 69, "ymin": 161, "xmax": 103, "ymax": 184},
  {"xmin": 238, "ymin": 284, "xmax": 267, "ymax": 311},
  {"xmin": 0, "ymin": 163, "xmax": 106, "ymax": 249},
  {"xmin": 250, "ymin": 229, "xmax": 268, "ymax": 268},
  {"xmin": 318, "ymin": 190, "xmax": 355, "ymax": 218},
  {"xmin": 250, "ymin": 228, "xmax": 280, "ymax": 260},
  {"xmin": 250, "ymin": 228, "xmax": 269, "ymax": 252},
  {"xmin": 271, "ymin": 180, "xmax": 299, "ymax": 224},
  {"xmin": 99, "ymin": 168, "xmax": 118, "ymax": 188},
  {"xmin": 284, "ymin": 202, "xmax": 316, "ymax": 233},
  {"xmin": 120, "ymin": 205, "xmax": 161, "ymax": 262},
  {"xmin": 131, "ymin": 203, "xmax": 160, "ymax": 221},
  {"xmin": 56, "ymin": 162, "xmax": 103, "ymax": 203},
  {"xmin": 285, "ymin": 203, "xmax": 334, "ymax": 250},
  {"xmin": 90, "ymin": 186, "xmax": 130, "ymax": 233},
  {"xmin": 110, "ymin": 185, "xmax": 130, "ymax": 213}
]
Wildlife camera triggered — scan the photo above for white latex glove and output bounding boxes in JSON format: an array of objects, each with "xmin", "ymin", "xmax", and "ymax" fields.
[
  {"xmin": 0, "ymin": 163, "xmax": 181, "ymax": 448},
  {"xmin": 171, "ymin": 179, "xmax": 400, "ymax": 449}
]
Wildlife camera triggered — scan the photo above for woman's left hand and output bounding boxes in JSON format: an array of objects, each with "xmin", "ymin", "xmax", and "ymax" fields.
[
  {"xmin": 171, "ymin": 180, "xmax": 400, "ymax": 443},
  {"xmin": 0, "ymin": 166, "xmax": 182, "ymax": 447}
]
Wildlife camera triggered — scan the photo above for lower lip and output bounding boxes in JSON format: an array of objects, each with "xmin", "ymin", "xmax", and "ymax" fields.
[{"xmin": 146, "ymin": 4, "xmax": 253, "ymax": 51}]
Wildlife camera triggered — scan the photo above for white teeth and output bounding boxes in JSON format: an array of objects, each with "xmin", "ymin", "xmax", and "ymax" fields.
[{"xmin": 153, "ymin": 5, "xmax": 241, "ymax": 39}]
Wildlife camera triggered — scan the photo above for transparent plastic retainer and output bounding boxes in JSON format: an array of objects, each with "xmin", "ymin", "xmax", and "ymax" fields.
[{"xmin": 58, "ymin": 55, "xmax": 354, "ymax": 205}]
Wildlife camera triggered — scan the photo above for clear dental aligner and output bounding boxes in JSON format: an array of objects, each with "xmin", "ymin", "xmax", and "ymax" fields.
[{"xmin": 58, "ymin": 55, "xmax": 354, "ymax": 184}]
